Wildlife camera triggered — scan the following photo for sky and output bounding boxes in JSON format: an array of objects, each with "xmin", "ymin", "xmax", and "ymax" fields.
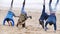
[{"xmin": 0, "ymin": 0, "xmax": 60, "ymax": 11}]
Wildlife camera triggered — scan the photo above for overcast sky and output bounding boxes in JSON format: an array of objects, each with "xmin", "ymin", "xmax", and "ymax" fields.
[{"xmin": 0, "ymin": 0, "xmax": 60, "ymax": 10}]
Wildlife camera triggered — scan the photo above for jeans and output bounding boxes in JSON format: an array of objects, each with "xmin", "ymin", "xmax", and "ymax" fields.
[
  {"xmin": 3, "ymin": 18, "xmax": 14, "ymax": 26},
  {"xmin": 45, "ymin": 15, "xmax": 56, "ymax": 31}
]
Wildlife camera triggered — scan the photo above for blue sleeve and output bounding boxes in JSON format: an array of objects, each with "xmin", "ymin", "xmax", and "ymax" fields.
[{"xmin": 10, "ymin": 11, "xmax": 15, "ymax": 16}]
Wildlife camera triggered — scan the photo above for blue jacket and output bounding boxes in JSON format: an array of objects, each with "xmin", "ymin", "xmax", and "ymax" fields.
[
  {"xmin": 40, "ymin": 5, "xmax": 49, "ymax": 20},
  {"xmin": 5, "ymin": 10, "xmax": 15, "ymax": 19}
]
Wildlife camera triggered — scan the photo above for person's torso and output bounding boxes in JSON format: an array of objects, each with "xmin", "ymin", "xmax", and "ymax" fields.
[{"xmin": 6, "ymin": 11, "xmax": 14, "ymax": 19}]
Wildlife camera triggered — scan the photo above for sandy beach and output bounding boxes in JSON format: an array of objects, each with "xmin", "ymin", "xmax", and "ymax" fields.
[{"xmin": 0, "ymin": 9, "xmax": 60, "ymax": 34}]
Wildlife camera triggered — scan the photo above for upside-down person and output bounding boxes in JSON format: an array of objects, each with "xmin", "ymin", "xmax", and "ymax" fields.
[
  {"xmin": 3, "ymin": 0, "xmax": 19, "ymax": 26},
  {"xmin": 45, "ymin": 0, "xmax": 59, "ymax": 32},
  {"xmin": 39, "ymin": 0, "xmax": 49, "ymax": 29},
  {"xmin": 16, "ymin": 0, "xmax": 32, "ymax": 28}
]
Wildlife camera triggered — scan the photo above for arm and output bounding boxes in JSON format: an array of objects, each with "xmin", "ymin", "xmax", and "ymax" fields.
[
  {"xmin": 14, "ymin": 14, "xmax": 19, "ymax": 17},
  {"xmin": 14, "ymin": 15, "xmax": 19, "ymax": 17},
  {"xmin": 12, "ymin": 12, "xmax": 19, "ymax": 17}
]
